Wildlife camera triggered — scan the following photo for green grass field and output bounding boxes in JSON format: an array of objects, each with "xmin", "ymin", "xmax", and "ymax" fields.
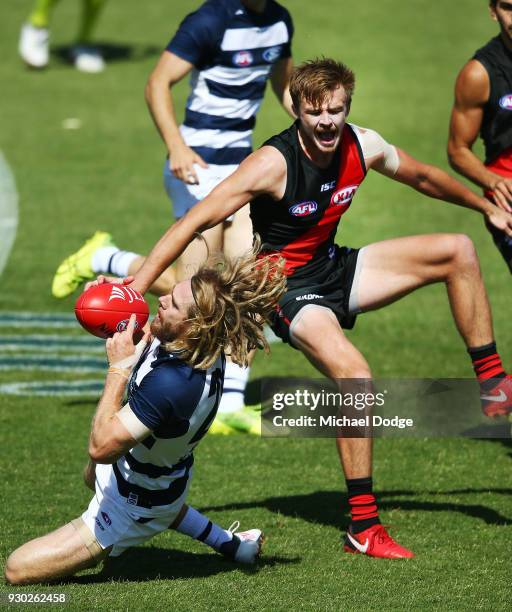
[{"xmin": 1, "ymin": 0, "xmax": 511, "ymax": 609}]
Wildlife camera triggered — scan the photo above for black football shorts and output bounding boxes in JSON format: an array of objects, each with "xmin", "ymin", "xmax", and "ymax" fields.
[{"xmin": 269, "ymin": 245, "xmax": 360, "ymax": 347}]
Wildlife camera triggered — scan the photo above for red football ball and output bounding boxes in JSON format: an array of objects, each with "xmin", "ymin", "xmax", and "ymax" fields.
[{"xmin": 75, "ymin": 283, "xmax": 150, "ymax": 339}]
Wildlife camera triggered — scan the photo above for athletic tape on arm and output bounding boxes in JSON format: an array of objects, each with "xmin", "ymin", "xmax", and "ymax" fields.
[
  {"xmin": 356, "ymin": 126, "xmax": 400, "ymax": 176},
  {"xmin": 116, "ymin": 403, "xmax": 152, "ymax": 441}
]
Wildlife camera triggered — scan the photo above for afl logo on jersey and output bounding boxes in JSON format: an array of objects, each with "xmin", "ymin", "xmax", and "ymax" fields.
[
  {"xmin": 499, "ymin": 94, "xmax": 512, "ymax": 110},
  {"xmin": 263, "ymin": 46, "xmax": 282, "ymax": 63},
  {"xmin": 331, "ymin": 185, "xmax": 359, "ymax": 206},
  {"xmin": 233, "ymin": 51, "xmax": 253, "ymax": 66},
  {"xmin": 289, "ymin": 201, "xmax": 318, "ymax": 216}
]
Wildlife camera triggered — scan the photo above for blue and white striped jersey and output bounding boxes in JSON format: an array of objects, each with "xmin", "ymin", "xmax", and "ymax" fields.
[
  {"xmin": 167, "ymin": 0, "xmax": 293, "ymax": 165},
  {"xmin": 112, "ymin": 338, "xmax": 225, "ymax": 515}
]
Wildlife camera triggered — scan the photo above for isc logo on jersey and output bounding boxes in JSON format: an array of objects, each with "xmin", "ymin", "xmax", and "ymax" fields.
[
  {"xmin": 233, "ymin": 51, "xmax": 253, "ymax": 66},
  {"xmin": 331, "ymin": 185, "xmax": 359, "ymax": 207},
  {"xmin": 499, "ymin": 94, "xmax": 512, "ymax": 110},
  {"xmin": 263, "ymin": 46, "xmax": 282, "ymax": 63},
  {"xmin": 289, "ymin": 201, "xmax": 318, "ymax": 216}
]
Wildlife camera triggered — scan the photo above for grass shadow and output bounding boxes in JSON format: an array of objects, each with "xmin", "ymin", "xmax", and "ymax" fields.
[
  {"xmin": 200, "ymin": 488, "xmax": 512, "ymax": 530},
  {"xmin": 64, "ymin": 547, "xmax": 298, "ymax": 584},
  {"xmin": 53, "ymin": 42, "xmax": 160, "ymax": 66}
]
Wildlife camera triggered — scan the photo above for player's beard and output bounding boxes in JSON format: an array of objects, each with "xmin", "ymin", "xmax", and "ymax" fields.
[{"xmin": 150, "ymin": 316, "xmax": 181, "ymax": 343}]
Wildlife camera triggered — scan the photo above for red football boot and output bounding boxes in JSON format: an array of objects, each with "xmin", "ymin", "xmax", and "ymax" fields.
[
  {"xmin": 343, "ymin": 524, "xmax": 414, "ymax": 559},
  {"xmin": 480, "ymin": 376, "xmax": 512, "ymax": 418}
]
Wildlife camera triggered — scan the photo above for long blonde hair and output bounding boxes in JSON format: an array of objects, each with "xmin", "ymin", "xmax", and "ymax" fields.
[{"xmin": 163, "ymin": 239, "xmax": 286, "ymax": 369}]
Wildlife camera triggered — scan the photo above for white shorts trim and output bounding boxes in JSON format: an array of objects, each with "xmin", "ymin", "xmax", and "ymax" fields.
[
  {"xmin": 347, "ymin": 246, "xmax": 366, "ymax": 315},
  {"xmin": 163, "ymin": 160, "xmax": 238, "ymax": 219}
]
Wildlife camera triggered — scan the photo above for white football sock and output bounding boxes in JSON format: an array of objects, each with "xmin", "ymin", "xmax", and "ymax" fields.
[
  {"xmin": 218, "ymin": 361, "xmax": 250, "ymax": 414},
  {"xmin": 108, "ymin": 250, "xmax": 139, "ymax": 277},
  {"xmin": 175, "ymin": 506, "xmax": 232, "ymax": 550},
  {"xmin": 92, "ymin": 248, "xmax": 139, "ymax": 277},
  {"xmin": 91, "ymin": 246, "xmax": 118, "ymax": 274}
]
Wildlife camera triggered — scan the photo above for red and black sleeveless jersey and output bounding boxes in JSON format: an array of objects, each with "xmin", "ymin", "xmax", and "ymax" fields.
[
  {"xmin": 250, "ymin": 121, "xmax": 367, "ymax": 285},
  {"xmin": 474, "ymin": 36, "xmax": 512, "ymax": 164}
]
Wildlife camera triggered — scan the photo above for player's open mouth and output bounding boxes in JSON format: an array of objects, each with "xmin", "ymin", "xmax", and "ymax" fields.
[{"xmin": 317, "ymin": 131, "xmax": 336, "ymax": 145}]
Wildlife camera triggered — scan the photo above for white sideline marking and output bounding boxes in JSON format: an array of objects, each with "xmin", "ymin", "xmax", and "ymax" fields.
[
  {"xmin": 0, "ymin": 380, "xmax": 104, "ymax": 397},
  {"xmin": 0, "ymin": 312, "xmax": 77, "ymax": 328},
  {"xmin": 0, "ymin": 151, "xmax": 19, "ymax": 277},
  {"xmin": 0, "ymin": 334, "xmax": 103, "ymax": 353}
]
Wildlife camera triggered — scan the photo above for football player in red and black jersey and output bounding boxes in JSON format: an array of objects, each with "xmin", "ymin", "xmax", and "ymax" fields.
[
  {"xmin": 114, "ymin": 59, "xmax": 512, "ymax": 559},
  {"xmin": 448, "ymin": 0, "xmax": 512, "ymax": 270}
]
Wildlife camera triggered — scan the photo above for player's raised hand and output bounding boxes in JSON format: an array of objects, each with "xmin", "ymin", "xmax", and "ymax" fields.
[
  {"xmin": 169, "ymin": 141, "xmax": 208, "ymax": 185},
  {"xmin": 490, "ymin": 177, "xmax": 512, "ymax": 213},
  {"xmin": 106, "ymin": 314, "xmax": 151, "ymax": 371},
  {"xmin": 84, "ymin": 275, "xmax": 134, "ymax": 291}
]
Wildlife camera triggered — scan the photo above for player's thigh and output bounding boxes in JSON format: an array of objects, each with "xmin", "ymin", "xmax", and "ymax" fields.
[
  {"xmin": 223, "ymin": 203, "xmax": 253, "ymax": 259},
  {"xmin": 353, "ymin": 233, "xmax": 473, "ymax": 312},
  {"xmin": 5, "ymin": 520, "xmax": 104, "ymax": 584},
  {"xmin": 290, "ymin": 305, "xmax": 371, "ymax": 379}
]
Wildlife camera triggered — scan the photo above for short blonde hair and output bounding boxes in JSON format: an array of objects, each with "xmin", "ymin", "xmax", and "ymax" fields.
[
  {"xmin": 290, "ymin": 58, "xmax": 355, "ymax": 111},
  {"xmin": 163, "ymin": 239, "xmax": 286, "ymax": 369}
]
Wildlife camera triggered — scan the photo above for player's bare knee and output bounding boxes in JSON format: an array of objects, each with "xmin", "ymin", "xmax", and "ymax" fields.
[
  {"xmin": 452, "ymin": 234, "xmax": 479, "ymax": 271},
  {"xmin": 4, "ymin": 551, "xmax": 26, "ymax": 585}
]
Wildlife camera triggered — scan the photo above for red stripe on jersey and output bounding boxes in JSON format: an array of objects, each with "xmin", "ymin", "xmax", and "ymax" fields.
[
  {"xmin": 277, "ymin": 125, "xmax": 366, "ymax": 276},
  {"xmin": 484, "ymin": 148, "xmax": 512, "ymax": 199}
]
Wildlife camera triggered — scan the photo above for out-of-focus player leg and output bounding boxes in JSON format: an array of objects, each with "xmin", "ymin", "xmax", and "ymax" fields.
[
  {"xmin": 19, "ymin": 0, "xmax": 60, "ymax": 68},
  {"xmin": 4, "ymin": 519, "xmax": 109, "ymax": 585},
  {"xmin": 52, "ymin": 231, "xmax": 176, "ymax": 298},
  {"xmin": 71, "ymin": 0, "xmax": 107, "ymax": 73}
]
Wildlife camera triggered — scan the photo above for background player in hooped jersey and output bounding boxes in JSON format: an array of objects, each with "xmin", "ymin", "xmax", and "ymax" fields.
[
  {"xmin": 448, "ymin": 0, "xmax": 512, "ymax": 271},
  {"xmin": 117, "ymin": 58, "xmax": 512, "ymax": 559},
  {"xmin": 52, "ymin": 0, "xmax": 294, "ymax": 434},
  {"xmin": 5, "ymin": 246, "xmax": 286, "ymax": 585}
]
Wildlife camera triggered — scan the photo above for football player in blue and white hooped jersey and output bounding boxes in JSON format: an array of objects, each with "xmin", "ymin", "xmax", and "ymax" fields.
[
  {"xmin": 145, "ymin": 0, "xmax": 294, "ymax": 418},
  {"xmin": 4, "ymin": 246, "xmax": 286, "ymax": 585}
]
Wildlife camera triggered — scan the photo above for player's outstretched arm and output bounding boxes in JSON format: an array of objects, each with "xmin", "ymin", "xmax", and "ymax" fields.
[
  {"xmin": 131, "ymin": 146, "xmax": 287, "ymax": 295},
  {"xmin": 387, "ymin": 147, "xmax": 512, "ymax": 236},
  {"xmin": 145, "ymin": 51, "xmax": 207, "ymax": 185},
  {"xmin": 448, "ymin": 60, "xmax": 512, "ymax": 210}
]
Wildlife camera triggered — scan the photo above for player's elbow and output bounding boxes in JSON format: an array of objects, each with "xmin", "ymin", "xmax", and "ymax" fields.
[
  {"xmin": 144, "ymin": 72, "xmax": 170, "ymax": 107},
  {"xmin": 447, "ymin": 141, "xmax": 465, "ymax": 173},
  {"xmin": 144, "ymin": 75, "xmax": 159, "ymax": 107},
  {"xmin": 88, "ymin": 441, "xmax": 116, "ymax": 464}
]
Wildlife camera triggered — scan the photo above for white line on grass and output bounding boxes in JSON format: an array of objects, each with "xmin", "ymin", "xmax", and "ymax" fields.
[
  {"xmin": 0, "ymin": 151, "xmax": 19, "ymax": 278},
  {"xmin": 0, "ymin": 380, "xmax": 104, "ymax": 396}
]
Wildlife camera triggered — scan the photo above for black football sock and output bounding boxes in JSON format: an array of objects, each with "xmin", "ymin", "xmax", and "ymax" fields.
[{"xmin": 346, "ymin": 477, "xmax": 380, "ymax": 534}]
